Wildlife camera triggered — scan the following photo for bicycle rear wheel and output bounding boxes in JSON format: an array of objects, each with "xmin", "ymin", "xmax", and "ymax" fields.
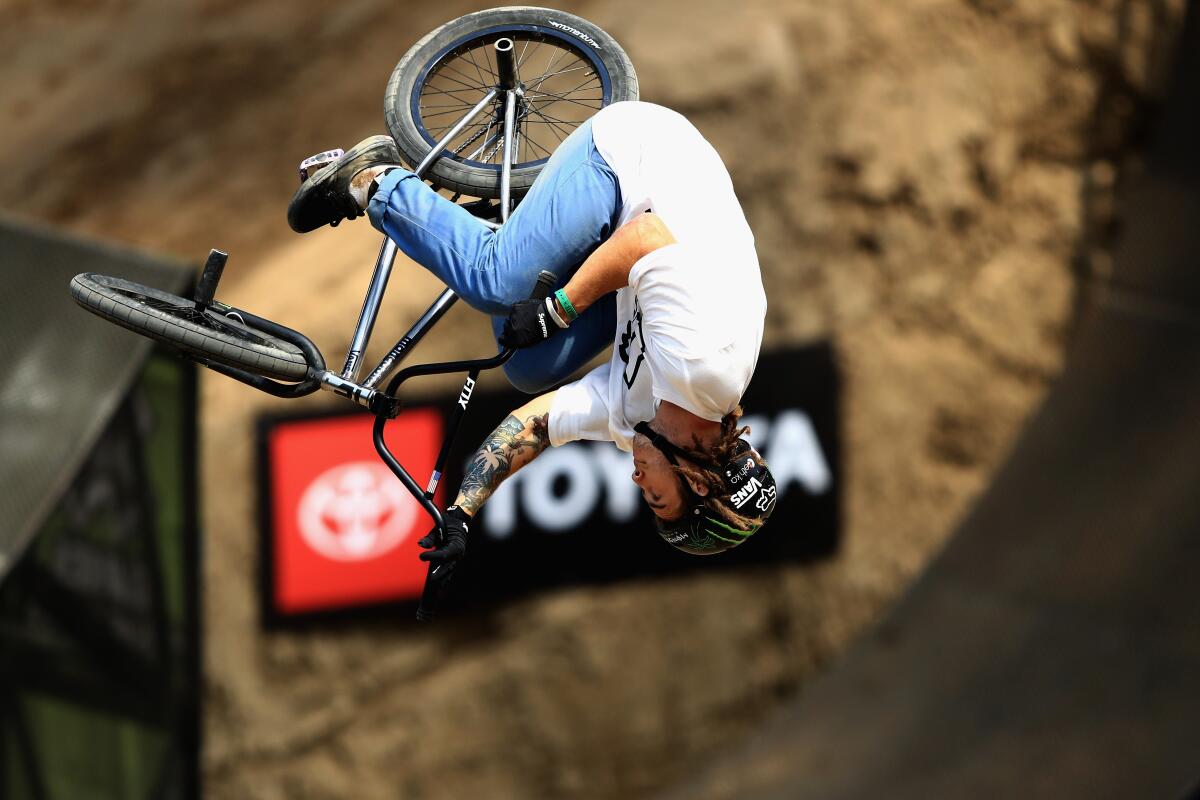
[
  {"xmin": 385, "ymin": 6, "xmax": 638, "ymax": 199},
  {"xmin": 70, "ymin": 273, "xmax": 309, "ymax": 381}
]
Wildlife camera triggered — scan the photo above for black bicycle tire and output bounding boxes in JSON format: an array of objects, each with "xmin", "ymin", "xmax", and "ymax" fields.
[
  {"xmin": 385, "ymin": 6, "xmax": 638, "ymax": 199},
  {"xmin": 70, "ymin": 273, "xmax": 309, "ymax": 382}
]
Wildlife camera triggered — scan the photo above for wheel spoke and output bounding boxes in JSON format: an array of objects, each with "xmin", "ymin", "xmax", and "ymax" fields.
[
  {"xmin": 427, "ymin": 117, "xmax": 489, "ymax": 138},
  {"xmin": 462, "ymin": 46, "xmax": 491, "ymax": 87},
  {"xmin": 436, "ymin": 58, "xmax": 491, "ymax": 90},
  {"xmin": 526, "ymin": 88, "xmax": 602, "ymax": 108},
  {"xmin": 528, "ymin": 78, "xmax": 604, "ymax": 115},
  {"xmin": 422, "ymin": 106, "xmax": 490, "ymax": 122},
  {"xmin": 522, "ymin": 106, "xmax": 594, "ymax": 126},
  {"xmin": 421, "ymin": 85, "xmax": 492, "ymax": 99},
  {"xmin": 523, "ymin": 132, "xmax": 555, "ymax": 159},
  {"xmin": 480, "ymin": 42, "xmax": 499, "ymax": 81},
  {"xmin": 520, "ymin": 117, "xmax": 584, "ymax": 127},
  {"xmin": 420, "ymin": 101, "xmax": 485, "ymax": 110},
  {"xmin": 514, "ymin": 106, "xmax": 553, "ymax": 162},
  {"xmin": 525, "ymin": 90, "xmax": 603, "ymax": 109},
  {"xmin": 525, "ymin": 63, "xmax": 595, "ymax": 90},
  {"xmin": 537, "ymin": 72, "xmax": 604, "ymax": 98},
  {"xmin": 529, "ymin": 97, "xmax": 603, "ymax": 115},
  {"xmin": 517, "ymin": 36, "xmax": 533, "ymax": 73},
  {"xmin": 524, "ymin": 109, "xmax": 569, "ymax": 143},
  {"xmin": 531, "ymin": 46, "xmax": 569, "ymax": 90},
  {"xmin": 528, "ymin": 109, "xmax": 571, "ymax": 143},
  {"xmin": 524, "ymin": 54, "xmax": 583, "ymax": 90},
  {"xmin": 427, "ymin": 70, "xmax": 489, "ymax": 94}
]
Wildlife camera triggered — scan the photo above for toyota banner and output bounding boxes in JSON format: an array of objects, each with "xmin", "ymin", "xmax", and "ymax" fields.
[{"xmin": 258, "ymin": 345, "xmax": 840, "ymax": 624}]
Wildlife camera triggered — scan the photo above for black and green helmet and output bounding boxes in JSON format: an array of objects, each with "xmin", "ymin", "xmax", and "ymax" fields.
[{"xmin": 634, "ymin": 421, "xmax": 777, "ymax": 555}]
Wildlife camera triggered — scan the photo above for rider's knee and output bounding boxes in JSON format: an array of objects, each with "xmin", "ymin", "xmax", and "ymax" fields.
[
  {"xmin": 480, "ymin": 282, "xmax": 527, "ymax": 310},
  {"xmin": 502, "ymin": 359, "xmax": 558, "ymax": 395}
]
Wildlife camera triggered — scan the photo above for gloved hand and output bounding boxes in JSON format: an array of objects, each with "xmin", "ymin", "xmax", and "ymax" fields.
[
  {"xmin": 500, "ymin": 297, "xmax": 563, "ymax": 349},
  {"xmin": 418, "ymin": 505, "xmax": 471, "ymax": 572}
]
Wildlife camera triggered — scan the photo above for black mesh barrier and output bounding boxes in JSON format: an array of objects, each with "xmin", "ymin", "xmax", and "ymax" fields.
[
  {"xmin": 0, "ymin": 349, "xmax": 200, "ymax": 800},
  {"xmin": 0, "ymin": 216, "xmax": 200, "ymax": 799},
  {"xmin": 0, "ymin": 215, "xmax": 191, "ymax": 581}
]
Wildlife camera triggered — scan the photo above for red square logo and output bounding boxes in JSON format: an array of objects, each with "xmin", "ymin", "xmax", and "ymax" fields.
[{"xmin": 264, "ymin": 409, "xmax": 443, "ymax": 615}]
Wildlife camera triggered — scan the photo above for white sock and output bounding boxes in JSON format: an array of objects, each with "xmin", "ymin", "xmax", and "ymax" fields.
[{"xmin": 349, "ymin": 166, "xmax": 397, "ymax": 210}]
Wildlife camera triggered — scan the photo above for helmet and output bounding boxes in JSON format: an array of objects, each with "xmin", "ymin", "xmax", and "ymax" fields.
[{"xmin": 633, "ymin": 422, "xmax": 777, "ymax": 555}]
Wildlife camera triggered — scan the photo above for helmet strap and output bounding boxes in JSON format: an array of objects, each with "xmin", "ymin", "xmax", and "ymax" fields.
[{"xmin": 634, "ymin": 421, "xmax": 712, "ymax": 468}]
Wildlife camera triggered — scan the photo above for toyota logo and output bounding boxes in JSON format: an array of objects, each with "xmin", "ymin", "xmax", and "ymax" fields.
[{"xmin": 297, "ymin": 462, "xmax": 418, "ymax": 561}]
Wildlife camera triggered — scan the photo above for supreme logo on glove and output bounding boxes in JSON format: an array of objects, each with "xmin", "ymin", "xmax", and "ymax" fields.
[{"xmin": 500, "ymin": 297, "xmax": 565, "ymax": 349}]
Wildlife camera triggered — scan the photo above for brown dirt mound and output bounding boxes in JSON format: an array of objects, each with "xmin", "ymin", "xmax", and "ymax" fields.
[{"xmin": 0, "ymin": 1, "xmax": 1184, "ymax": 797}]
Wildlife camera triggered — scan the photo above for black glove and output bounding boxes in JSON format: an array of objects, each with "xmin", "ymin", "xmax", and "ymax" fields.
[
  {"xmin": 500, "ymin": 297, "xmax": 563, "ymax": 349},
  {"xmin": 418, "ymin": 505, "xmax": 470, "ymax": 570}
]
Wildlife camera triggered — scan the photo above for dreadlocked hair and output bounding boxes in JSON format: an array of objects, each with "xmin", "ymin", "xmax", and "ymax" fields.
[{"xmin": 668, "ymin": 405, "xmax": 764, "ymax": 530}]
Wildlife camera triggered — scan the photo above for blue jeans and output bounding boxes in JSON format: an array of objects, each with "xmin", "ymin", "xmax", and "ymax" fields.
[{"xmin": 367, "ymin": 118, "xmax": 620, "ymax": 393}]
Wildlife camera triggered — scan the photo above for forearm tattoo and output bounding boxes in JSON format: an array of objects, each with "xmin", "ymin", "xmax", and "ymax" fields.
[{"xmin": 455, "ymin": 412, "xmax": 550, "ymax": 515}]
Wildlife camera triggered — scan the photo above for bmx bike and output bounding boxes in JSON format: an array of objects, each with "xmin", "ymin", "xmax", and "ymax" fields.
[{"xmin": 68, "ymin": 7, "xmax": 639, "ymax": 621}]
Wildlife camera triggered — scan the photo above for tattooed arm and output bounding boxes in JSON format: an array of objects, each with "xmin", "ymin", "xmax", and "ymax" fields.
[{"xmin": 453, "ymin": 391, "xmax": 557, "ymax": 516}]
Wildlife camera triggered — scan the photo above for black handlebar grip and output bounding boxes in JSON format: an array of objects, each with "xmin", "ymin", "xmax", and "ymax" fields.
[
  {"xmin": 531, "ymin": 270, "xmax": 557, "ymax": 301},
  {"xmin": 416, "ymin": 558, "xmax": 458, "ymax": 622},
  {"xmin": 194, "ymin": 249, "xmax": 228, "ymax": 309},
  {"xmin": 415, "ymin": 562, "xmax": 442, "ymax": 622}
]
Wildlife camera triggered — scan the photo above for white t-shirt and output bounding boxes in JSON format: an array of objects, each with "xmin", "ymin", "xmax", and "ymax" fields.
[{"xmin": 549, "ymin": 102, "xmax": 767, "ymax": 451}]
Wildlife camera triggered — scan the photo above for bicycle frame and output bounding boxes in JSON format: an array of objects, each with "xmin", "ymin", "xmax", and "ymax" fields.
[{"xmin": 193, "ymin": 39, "xmax": 538, "ymax": 619}]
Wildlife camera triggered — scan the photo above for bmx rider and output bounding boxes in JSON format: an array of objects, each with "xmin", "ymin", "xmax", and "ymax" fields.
[{"xmin": 288, "ymin": 100, "xmax": 776, "ymax": 565}]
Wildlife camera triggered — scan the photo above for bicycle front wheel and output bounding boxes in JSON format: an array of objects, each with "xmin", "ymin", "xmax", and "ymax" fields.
[
  {"xmin": 70, "ymin": 273, "xmax": 310, "ymax": 382},
  {"xmin": 385, "ymin": 6, "xmax": 638, "ymax": 199}
]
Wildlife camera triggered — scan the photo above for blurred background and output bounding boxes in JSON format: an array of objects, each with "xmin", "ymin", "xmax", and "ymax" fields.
[{"xmin": 2, "ymin": 0, "xmax": 1197, "ymax": 798}]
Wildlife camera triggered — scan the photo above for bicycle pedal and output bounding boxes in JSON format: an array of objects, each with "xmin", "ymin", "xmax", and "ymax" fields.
[{"xmin": 298, "ymin": 148, "xmax": 345, "ymax": 183}]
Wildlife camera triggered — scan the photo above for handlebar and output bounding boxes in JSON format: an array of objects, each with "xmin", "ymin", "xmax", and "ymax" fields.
[{"xmin": 411, "ymin": 270, "xmax": 558, "ymax": 622}]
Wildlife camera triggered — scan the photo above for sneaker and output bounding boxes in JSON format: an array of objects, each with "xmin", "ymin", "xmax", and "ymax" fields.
[{"xmin": 287, "ymin": 135, "xmax": 402, "ymax": 233}]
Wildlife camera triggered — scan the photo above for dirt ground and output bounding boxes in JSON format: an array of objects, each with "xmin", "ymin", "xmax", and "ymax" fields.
[{"xmin": 0, "ymin": 0, "xmax": 1185, "ymax": 797}]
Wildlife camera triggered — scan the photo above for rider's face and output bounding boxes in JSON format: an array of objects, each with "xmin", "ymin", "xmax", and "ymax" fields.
[{"xmin": 631, "ymin": 433, "xmax": 687, "ymax": 521}]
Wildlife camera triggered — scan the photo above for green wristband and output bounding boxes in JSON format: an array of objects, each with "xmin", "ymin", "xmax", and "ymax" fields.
[{"xmin": 554, "ymin": 289, "xmax": 579, "ymax": 322}]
